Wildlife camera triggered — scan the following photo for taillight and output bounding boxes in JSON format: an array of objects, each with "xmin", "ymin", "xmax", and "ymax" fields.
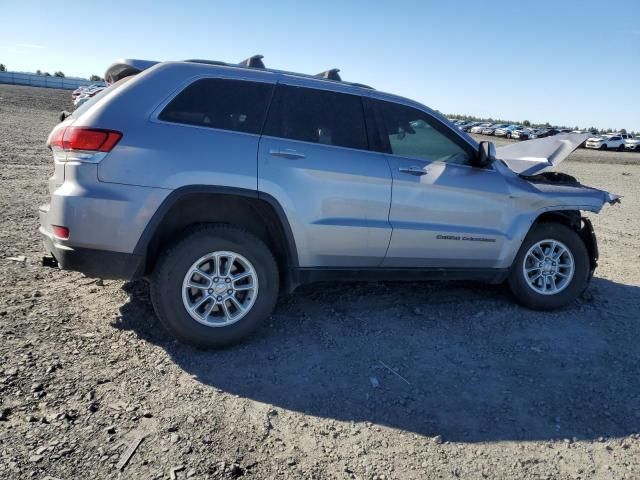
[
  {"xmin": 52, "ymin": 225, "xmax": 70, "ymax": 240},
  {"xmin": 48, "ymin": 126, "xmax": 122, "ymax": 163},
  {"xmin": 49, "ymin": 127, "xmax": 66, "ymax": 149},
  {"xmin": 62, "ymin": 127, "xmax": 121, "ymax": 152}
]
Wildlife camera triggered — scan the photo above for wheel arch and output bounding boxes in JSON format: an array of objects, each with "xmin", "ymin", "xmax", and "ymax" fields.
[
  {"xmin": 134, "ymin": 186, "xmax": 299, "ymax": 290},
  {"xmin": 531, "ymin": 210, "xmax": 598, "ymax": 276}
]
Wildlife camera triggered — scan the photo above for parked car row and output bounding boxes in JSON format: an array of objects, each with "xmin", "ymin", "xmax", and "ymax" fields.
[
  {"xmin": 625, "ymin": 136, "xmax": 640, "ymax": 151},
  {"xmin": 71, "ymin": 83, "xmax": 106, "ymax": 108},
  {"xmin": 448, "ymin": 118, "xmax": 639, "ymax": 152},
  {"xmin": 585, "ymin": 133, "xmax": 636, "ymax": 151}
]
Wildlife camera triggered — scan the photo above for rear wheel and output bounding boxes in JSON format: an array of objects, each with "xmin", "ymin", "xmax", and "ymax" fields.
[
  {"xmin": 151, "ymin": 225, "xmax": 279, "ymax": 347},
  {"xmin": 508, "ymin": 223, "xmax": 590, "ymax": 310},
  {"xmin": 617, "ymin": 144, "xmax": 625, "ymax": 152},
  {"xmin": 600, "ymin": 144, "xmax": 607, "ymax": 150}
]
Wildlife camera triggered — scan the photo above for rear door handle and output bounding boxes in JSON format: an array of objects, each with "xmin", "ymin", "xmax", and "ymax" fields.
[
  {"xmin": 398, "ymin": 166, "xmax": 427, "ymax": 176},
  {"xmin": 269, "ymin": 149, "xmax": 305, "ymax": 160}
]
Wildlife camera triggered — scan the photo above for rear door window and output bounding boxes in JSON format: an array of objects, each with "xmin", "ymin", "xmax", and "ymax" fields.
[
  {"xmin": 263, "ymin": 84, "xmax": 368, "ymax": 150},
  {"xmin": 159, "ymin": 78, "xmax": 273, "ymax": 135}
]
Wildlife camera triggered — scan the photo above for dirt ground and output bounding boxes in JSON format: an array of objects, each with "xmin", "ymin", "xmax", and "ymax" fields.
[{"xmin": 0, "ymin": 84, "xmax": 639, "ymax": 480}]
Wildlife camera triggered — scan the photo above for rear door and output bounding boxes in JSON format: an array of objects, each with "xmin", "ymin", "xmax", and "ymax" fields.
[
  {"xmin": 257, "ymin": 82, "xmax": 392, "ymax": 267},
  {"xmin": 98, "ymin": 75, "xmax": 275, "ymax": 190},
  {"xmin": 373, "ymin": 99, "xmax": 513, "ymax": 269},
  {"xmin": 609, "ymin": 136, "xmax": 622, "ymax": 148}
]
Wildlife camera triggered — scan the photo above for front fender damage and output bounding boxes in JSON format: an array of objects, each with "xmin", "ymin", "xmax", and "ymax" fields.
[
  {"xmin": 578, "ymin": 217, "xmax": 599, "ymax": 280},
  {"xmin": 495, "ymin": 133, "xmax": 622, "ymax": 210}
]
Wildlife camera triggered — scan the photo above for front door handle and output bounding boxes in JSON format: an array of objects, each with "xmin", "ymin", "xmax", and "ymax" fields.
[
  {"xmin": 269, "ymin": 149, "xmax": 305, "ymax": 160},
  {"xmin": 398, "ymin": 166, "xmax": 427, "ymax": 176}
]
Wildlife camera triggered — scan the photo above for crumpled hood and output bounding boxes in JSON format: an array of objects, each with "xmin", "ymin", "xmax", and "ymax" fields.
[{"xmin": 496, "ymin": 133, "xmax": 590, "ymax": 175}]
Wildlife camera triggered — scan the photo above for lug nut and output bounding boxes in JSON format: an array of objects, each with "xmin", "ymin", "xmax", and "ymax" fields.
[
  {"xmin": 225, "ymin": 278, "xmax": 231, "ymax": 283},
  {"xmin": 227, "ymin": 289, "xmax": 233, "ymax": 294},
  {"xmin": 216, "ymin": 296, "xmax": 222, "ymax": 301}
]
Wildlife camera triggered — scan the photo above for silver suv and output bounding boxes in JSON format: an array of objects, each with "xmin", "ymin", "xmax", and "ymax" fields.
[{"xmin": 39, "ymin": 56, "xmax": 619, "ymax": 347}]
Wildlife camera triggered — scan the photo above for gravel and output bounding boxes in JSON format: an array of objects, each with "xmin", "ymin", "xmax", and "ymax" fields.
[{"xmin": 1, "ymin": 84, "xmax": 639, "ymax": 479}]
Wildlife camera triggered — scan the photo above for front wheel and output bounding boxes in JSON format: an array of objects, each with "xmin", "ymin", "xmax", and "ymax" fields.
[
  {"xmin": 150, "ymin": 225, "xmax": 279, "ymax": 347},
  {"xmin": 617, "ymin": 144, "xmax": 625, "ymax": 152},
  {"xmin": 508, "ymin": 223, "xmax": 590, "ymax": 310}
]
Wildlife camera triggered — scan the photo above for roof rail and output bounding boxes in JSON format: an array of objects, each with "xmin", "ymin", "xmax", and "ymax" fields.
[
  {"xmin": 108, "ymin": 56, "xmax": 374, "ymax": 90},
  {"xmin": 315, "ymin": 68, "xmax": 341, "ymax": 81},
  {"xmin": 186, "ymin": 55, "xmax": 265, "ymax": 69},
  {"xmin": 238, "ymin": 55, "xmax": 265, "ymax": 69},
  {"xmin": 184, "ymin": 59, "xmax": 228, "ymax": 66}
]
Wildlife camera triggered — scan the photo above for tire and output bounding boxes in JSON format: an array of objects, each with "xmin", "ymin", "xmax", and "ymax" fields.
[
  {"xmin": 150, "ymin": 224, "xmax": 279, "ymax": 348},
  {"xmin": 508, "ymin": 223, "xmax": 590, "ymax": 310},
  {"xmin": 617, "ymin": 144, "xmax": 625, "ymax": 152},
  {"xmin": 600, "ymin": 144, "xmax": 607, "ymax": 150}
]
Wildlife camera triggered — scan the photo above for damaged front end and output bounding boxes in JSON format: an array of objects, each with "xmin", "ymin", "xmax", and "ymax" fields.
[
  {"xmin": 494, "ymin": 133, "xmax": 622, "ymax": 279},
  {"xmin": 497, "ymin": 133, "xmax": 622, "ymax": 211},
  {"xmin": 533, "ymin": 210, "xmax": 600, "ymax": 280},
  {"xmin": 496, "ymin": 133, "xmax": 590, "ymax": 176}
]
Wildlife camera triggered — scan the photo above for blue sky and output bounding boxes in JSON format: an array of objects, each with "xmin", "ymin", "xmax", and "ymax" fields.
[{"xmin": 1, "ymin": 0, "xmax": 638, "ymax": 131}]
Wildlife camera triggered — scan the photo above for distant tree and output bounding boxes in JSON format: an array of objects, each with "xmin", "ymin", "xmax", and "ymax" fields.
[
  {"xmin": 544, "ymin": 122, "xmax": 551, "ymax": 128},
  {"xmin": 44, "ymin": 72, "xmax": 51, "ymax": 76},
  {"xmin": 0, "ymin": 64, "xmax": 6, "ymax": 72},
  {"xmin": 53, "ymin": 71, "xmax": 65, "ymax": 78},
  {"xmin": 523, "ymin": 120, "xmax": 531, "ymax": 127},
  {"xmin": 88, "ymin": 74, "xmax": 102, "ymax": 82},
  {"xmin": 36, "ymin": 69, "xmax": 42, "ymax": 75},
  {"xmin": 620, "ymin": 128, "xmax": 627, "ymax": 135}
]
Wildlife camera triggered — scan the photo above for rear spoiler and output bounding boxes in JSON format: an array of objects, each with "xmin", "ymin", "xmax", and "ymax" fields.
[{"xmin": 104, "ymin": 59, "xmax": 159, "ymax": 84}]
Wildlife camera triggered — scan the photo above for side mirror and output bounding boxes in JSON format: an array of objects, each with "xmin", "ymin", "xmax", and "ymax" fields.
[{"xmin": 476, "ymin": 141, "xmax": 496, "ymax": 167}]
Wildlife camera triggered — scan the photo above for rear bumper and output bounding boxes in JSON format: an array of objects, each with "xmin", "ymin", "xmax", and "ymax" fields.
[{"xmin": 39, "ymin": 205, "xmax": 143, "ymax": 280}]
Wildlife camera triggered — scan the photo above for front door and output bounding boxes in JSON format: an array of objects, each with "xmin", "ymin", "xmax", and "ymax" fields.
[{"xmin": 373, "ymin": 99, "xmax": 513, "ymax": 269}]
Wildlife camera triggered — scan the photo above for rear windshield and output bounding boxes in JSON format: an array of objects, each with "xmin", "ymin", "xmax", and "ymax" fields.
[{"xmin": 71, "ymin": 76, "xmax": 133, "ymax": 117}]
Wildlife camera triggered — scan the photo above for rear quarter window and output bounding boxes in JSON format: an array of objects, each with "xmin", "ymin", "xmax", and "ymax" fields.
[
  {"xmin": 72, "ymin": 77, "xmax": 132, "ymax": 117},
  {"xmin": 159, "ymin": 78, "xmax": 273, "ymax": 135}
]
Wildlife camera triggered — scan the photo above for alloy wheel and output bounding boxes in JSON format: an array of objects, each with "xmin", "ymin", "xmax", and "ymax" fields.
[
  {"xmin": 522, "ymin": 239, "xmax": 575, "ymax": 295},
  {"xmin": 182, "ymin": 251, "xmax": 258, "ymax": 327}
]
